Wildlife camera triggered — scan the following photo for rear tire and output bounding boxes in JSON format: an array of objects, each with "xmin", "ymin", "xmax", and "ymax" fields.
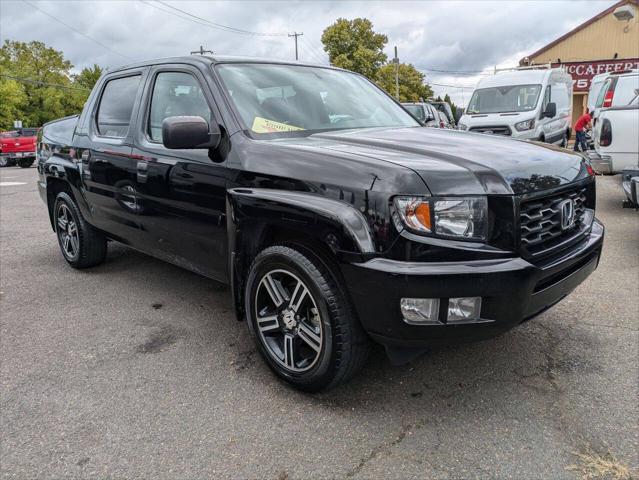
[
  {"xmin": 245, "ymin": 245, "xmax": 370, "ymax": 392},
  {"xmin": 17, "ymin": 158, "xmax": 34, "ymax": 168},
  {"xmin": 54, "ymin": 192, "xmax": 107, "ymax": 269}
]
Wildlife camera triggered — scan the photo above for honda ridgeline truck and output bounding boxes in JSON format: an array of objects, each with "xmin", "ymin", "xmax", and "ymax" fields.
[{"xmin": 38, "ymin": 57, "xmax": 604, "ymax": 391}]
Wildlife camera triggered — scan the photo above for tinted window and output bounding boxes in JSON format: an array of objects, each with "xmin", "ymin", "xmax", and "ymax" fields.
[
  {"xmin": 148, "ymin": 72, "xmax": 212, "ymax": 142},
  {"xmin": 96, "ymin": 75, "xmax": 141, "ymax": 137}
]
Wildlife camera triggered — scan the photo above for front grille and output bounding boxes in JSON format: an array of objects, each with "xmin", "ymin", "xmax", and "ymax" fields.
[
  {"xmin": 469, "ymin": 125, "xmax": 511, "ymax": 136},
  {"xmin": 520, "ymin": 186, "xmax": 588, "ymax": 257}
]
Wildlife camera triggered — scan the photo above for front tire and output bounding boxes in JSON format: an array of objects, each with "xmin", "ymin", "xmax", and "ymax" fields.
[
  {"xmin": 54, "ymin": 192, "xmax": 107, "ymax": 268},
  {"xmin": 245, "ymin": 245, "xmax": 370, "ymax": 392},
  {"xmin": 0, "ymin": 157, "xmax": 8, "ymax": 167}
]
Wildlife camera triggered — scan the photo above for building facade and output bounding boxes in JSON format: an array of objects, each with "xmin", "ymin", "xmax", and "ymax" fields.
[{"xmin": 521, "ymin": 0, "xmax": 639, "ymax": 126}]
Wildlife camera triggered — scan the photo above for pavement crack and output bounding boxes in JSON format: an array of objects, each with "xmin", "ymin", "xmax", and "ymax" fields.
[{"xmin": 346, "ymin": 424, "xmax": 412, "ymax": 478}]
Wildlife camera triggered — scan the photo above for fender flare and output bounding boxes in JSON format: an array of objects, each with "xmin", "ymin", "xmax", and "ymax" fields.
[
  {"xmin": 226, "ymin": 187, "xmax": 376, "ymax": 320},
  {"xmin": 227, "ymin": 187, "xmax": 375, "ymax": 254}
]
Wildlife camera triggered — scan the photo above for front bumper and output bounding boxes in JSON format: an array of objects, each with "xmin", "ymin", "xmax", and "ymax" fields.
[
  {"xmin": 0, "ymin": 151, "xmax": 36, "ymax": 159},
  {"xmin": 342, "ymin": 219, "xmax": 604, "ymax": 348}
]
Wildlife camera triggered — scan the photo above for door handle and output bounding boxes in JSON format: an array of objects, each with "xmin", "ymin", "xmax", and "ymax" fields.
[{"xmin": 137, "ymin": 160, "xmax": 148, "ymax": 183}]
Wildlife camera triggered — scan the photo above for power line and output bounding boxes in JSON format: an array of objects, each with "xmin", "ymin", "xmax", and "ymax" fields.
[
  {"xmin": 415, "ymin": 66, "xmax": 492, "ymax": 75},
  {"xmin": 0, "ymin": 74, "xmax": 91, "ymax": 91},
  {"xmin": 153, "ymin": 0, "xmax": 287, "ymax": 37},
  {"xmin": 22, "ymin": 0, "xmax": 132, "ymax": 60},
  {"xmin": 299, "ymin": 37, "xmax": 328, "ymax": 64},
  {"xmin": 427, "ymin": 81, "xmax": 476, "ymax": 89}
]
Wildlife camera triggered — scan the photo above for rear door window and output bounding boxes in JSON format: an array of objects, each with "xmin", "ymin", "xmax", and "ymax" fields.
[{"xmin": 96, "ymin": 75, "xmax": 141, "ymax": 137}]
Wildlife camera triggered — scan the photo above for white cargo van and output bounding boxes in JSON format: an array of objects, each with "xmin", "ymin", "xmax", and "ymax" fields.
[{"xmin": 458, "ymin": 67, "xmax": 573, "ymax": 145}]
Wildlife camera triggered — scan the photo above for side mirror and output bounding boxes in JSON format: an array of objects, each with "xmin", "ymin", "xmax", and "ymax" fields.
[
  {"xmin": 543, "ymin": 102, "xmax": 557, "ymax": 118},
  {"xmin": 454, "ymin": 108, "xmax": 464, "ymax": 123},
  {"xmin": 162, "ymin": 116, "xmax": 221, "ymax": 150}
]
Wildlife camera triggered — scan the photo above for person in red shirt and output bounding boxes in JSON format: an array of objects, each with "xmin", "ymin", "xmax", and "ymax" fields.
[{"xmin": 573, "ymin": 109, "xmax": 592, "ymax": 152}]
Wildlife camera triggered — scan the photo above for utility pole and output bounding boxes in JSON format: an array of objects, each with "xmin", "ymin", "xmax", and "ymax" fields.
[
  {"xmin": 393, "ymin": 46, "xmax": 400, "ymax": 101},
  {"xmin": 288, "ymin": 32, "xmax": 303, "ymax": 60},
  {"xmin": 190, "ymin": 45, "xmax": 214, "ymax": 55}
]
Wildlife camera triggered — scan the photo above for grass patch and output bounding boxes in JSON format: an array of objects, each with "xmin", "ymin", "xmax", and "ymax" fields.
[{"xmin": 567, "ymin": 445, "xmax": 634, "ymax": 479}]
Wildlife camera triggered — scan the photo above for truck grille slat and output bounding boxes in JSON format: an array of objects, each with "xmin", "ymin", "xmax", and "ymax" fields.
[{"xmin": 519, "ymin": 187, "xmax": 588, "ymax": 256}]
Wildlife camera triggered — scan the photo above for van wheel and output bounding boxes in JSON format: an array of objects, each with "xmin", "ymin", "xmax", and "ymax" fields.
[
  {"xmin": 54, "ymin": 192, "xmax": 107, "ymax": 268},
  {"xmin": 245, "ymin": 245, "xmax": 370, "ymax": 392},
  {"xmin": 0, "ymin": 157, "xmax": 8, "ymax": 167},
  {"xmin": 539, "ymin": 135, "xmax": 546, "ymax": 143}
]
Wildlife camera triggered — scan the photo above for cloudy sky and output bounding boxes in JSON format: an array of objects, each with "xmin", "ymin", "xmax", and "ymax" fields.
[{"xmin": 0, "ymin": 0, "xmax": 617, "ymax": 105}]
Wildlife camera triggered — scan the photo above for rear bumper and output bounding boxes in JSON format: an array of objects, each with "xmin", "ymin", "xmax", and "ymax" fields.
[
  {"xmin": 588, "ymin": 151, "xmax": 612, "ymax": 174},
  {"xmin": 0, "ymin": 151, "xmax": 36, "ymax": 159},
  {"xmin": 342, "ymin": 219, "xmax": 604, "ymax": 349}
]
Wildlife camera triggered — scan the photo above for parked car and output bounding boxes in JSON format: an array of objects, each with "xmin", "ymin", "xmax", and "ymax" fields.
[
  {"xmin": 458, "ymin": 67, "xmax": 572, "ymax": 146},
  {"xmin": 401, "ymin": 102, "xmax": 440, "ymax": 127},
  {"xmin": 621, "ymin": 165, "xmax": 639, "ymax": 208},
  {"xmin": 592, "ymin": 70, "xmax": 639, "ymax": 173},
  {"xmin": 38, "ymin": 56, "xmax": 603, "ymax": 391},
  {"xmin": 0, "ymin": 128, "xmax": 38, "ymax": 167},
  {"xmin": 436, "ymin": 110, "xmax": 451, "ymax": 128},
  {"xmin": 430, "ymin": 100, "xmax": 456, "ymax": 127}
]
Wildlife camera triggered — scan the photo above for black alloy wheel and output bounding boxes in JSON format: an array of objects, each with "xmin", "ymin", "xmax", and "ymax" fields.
[
  {"xmin": 54, "ymin": 192, "xmax": 107, "ymax": 268},
  {"xmin": 245, "ymin": 245, "xmax": 370, "ymax": 392}
]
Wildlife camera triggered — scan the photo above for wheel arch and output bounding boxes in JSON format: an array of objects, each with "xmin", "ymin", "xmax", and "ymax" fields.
[{"xmin": 226, "ymin": 188, "xmax": 376, "ymax": 321}]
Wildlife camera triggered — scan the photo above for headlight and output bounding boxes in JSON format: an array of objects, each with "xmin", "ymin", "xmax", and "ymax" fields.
[
  {"xmin": 458, "ymin": 123, "xmax": 468, "ymax": 131},
  {"xmin": 514, "ymin": 118, "xmax": 535, "ymax": 132},
  {"xmin": 393, "ymin": 196, "xmax": 488, "ymax": 240}
]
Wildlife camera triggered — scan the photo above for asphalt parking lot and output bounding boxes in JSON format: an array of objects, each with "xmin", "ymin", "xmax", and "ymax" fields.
[{"xmin": 1, "ymin": 165, "xmax": 637, "ymax": 479}]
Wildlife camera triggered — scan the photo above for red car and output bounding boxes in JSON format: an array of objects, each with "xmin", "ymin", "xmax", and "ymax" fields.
[{"xmin": 0, "ymin": 128, "xmax": 39, "ymax": 168}]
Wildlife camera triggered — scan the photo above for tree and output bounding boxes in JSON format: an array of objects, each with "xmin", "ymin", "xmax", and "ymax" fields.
[
  {"xmin": 443, "ymin": 93, "xmax": 458, "ymax": 118},
  {"xmin": 376, "ymin": 63, "xmax": 433, "ymax": 102},
  {"xmin": 321, "ymin": 18, "xmax": 388, "ymax": 79},
  {"xmin": 0, "ymin": 40, "xmax": 98, "ymax": 129},
  {"xmin": 0, "ymin": 78, "xmax": 27, "ymax": 130}
]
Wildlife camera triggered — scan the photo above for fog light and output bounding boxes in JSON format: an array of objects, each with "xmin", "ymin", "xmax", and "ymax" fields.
[
  {"xmin": 447, "ymin": 297, "xmax": 482, "ymax": 322},
  {"xmin": 401, "ymin": 298, "xmax": 440, "ymax": 325}
]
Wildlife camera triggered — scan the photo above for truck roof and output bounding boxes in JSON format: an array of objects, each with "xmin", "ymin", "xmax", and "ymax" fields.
[
  {"xmin": 108, "ymin": 55, "xmax": 337, "ymax": 74},
  {"xmin": 476, "ymin": 69, "xmax": 564, "ymax": 89}
]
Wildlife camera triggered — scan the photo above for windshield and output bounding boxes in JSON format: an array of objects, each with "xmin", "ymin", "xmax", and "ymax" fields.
[
  {"xmin": 403, "ymin": 104, "xmax": 425, "ymax": 121},
  {"xmin": 216, "ymin": 63, "xmax": 419, "ymax": 137},
  {"xmin": 467, "ymin": 84, "xmax": 542, "ymax": 114}
]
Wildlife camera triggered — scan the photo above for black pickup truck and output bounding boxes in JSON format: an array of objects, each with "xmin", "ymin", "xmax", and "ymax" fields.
[{"xmin": 38, "ymin": 56, "xmax": 604, "ymax": 391}]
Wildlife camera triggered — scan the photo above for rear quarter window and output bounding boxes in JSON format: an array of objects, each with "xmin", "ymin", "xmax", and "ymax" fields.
[
  {"xmin": 613, "ymin": 75, "xmax": 639, "ymax": 106},
  {"xmin": 96, "ymin": 75, "xmax": 141, "ymax": 137}
]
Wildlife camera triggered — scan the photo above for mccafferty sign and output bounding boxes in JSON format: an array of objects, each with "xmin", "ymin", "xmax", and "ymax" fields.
[{"xmin": 552, "ymin": 59, "xmax": 639, "ymax": 92}]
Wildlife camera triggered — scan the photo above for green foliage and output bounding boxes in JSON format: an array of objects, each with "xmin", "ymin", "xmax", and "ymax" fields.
[
  {"xmin": 321, "ymin": 18, "xmax": 388, "ymax": 79},
  {"xmin": 0, "ymin": 40, "xmax": 101, "ymax": 130},
  {"xmin": 321, "ymin": 18, "xmax": 433, "ymax": 104},
  {"xmin": 376, "ymin": 63, "xmax": 433, "ymax": 103},
  {"xmin": 0, "ymin": 78, "xmax": 27, "ymax": 129},
  {"xmin": 443, "ymin": 93, "xmax": 458, "ymax": 117}
]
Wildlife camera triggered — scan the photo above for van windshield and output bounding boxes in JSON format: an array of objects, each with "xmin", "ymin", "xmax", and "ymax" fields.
[
  {"xmin": 467, "ymin": 84, "xmax": 542, "ymax": 114},
  {"xmin": 216, "ymin": 63, "xmax": 419, "ymax": 138}
]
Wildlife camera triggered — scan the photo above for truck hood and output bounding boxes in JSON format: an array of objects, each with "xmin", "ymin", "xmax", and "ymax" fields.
[{"xmin": 307, "ymin": 126, "xmax": 590, "ymax": 195}]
